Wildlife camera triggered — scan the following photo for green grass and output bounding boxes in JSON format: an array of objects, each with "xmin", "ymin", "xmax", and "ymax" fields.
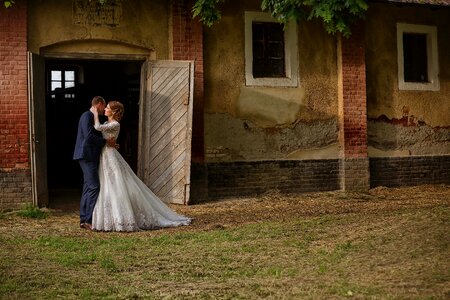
[
  {"xmin": 15, "ymin": 203, "xmax": 47, "ymax": 219},
  {"xmin": 1, "ymin": 206, "xmax": 449, "ymax": 299}
]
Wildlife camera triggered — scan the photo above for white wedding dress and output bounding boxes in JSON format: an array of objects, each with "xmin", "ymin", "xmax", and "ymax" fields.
[{"xmin": 91, "ymin": 120, "xmax": 192, "ymax": 231}]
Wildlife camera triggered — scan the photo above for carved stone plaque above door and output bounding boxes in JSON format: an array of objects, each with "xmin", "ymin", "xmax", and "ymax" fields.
[{"xmin": 73, "ymin": 0, "xmax": 122, "ymax": 27}]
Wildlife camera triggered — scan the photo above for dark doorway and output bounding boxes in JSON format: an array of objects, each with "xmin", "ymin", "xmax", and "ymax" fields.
[{"xmin": 45, "ymin": 59, "xmax": 143, "ymax": 209}]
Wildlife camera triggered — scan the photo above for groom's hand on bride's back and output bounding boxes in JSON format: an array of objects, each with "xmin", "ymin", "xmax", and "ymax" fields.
[{"xmin": 106, "ymin": 138, "xmax": 119, "ymax": 149}]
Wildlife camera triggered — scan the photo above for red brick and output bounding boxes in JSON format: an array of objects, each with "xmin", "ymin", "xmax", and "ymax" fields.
[
  {"xmin": 0, "ymin": 2, "xmax": 28, "ymax": 170},
  {"xmin": 172, "ymin": 0, "xmax": 204, "ymax": 161}
]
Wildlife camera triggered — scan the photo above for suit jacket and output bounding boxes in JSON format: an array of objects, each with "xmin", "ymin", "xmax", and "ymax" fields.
[{"xmin": 73, "ymin": 110, "xmax": 106, "ymax": 162}]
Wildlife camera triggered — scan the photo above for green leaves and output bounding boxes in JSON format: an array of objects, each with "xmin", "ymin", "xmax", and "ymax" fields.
[
  {"xmin": 308, "ymin": 0, "xmax": 368, "ymax": 37},
  {"xmin": 261, "ymin": 0, "xmax": 309, "ymax": 24},
  {"xmin": 194, "ymin": 0, "xmax": 368, "ymax": 36},
  {"xmin": 2, "ymin": 0, "xmax": 368, "ymax": 36},
  {"xmin": 3, "ymin": 0, "xmax": 14, "ymax": 8},
  {"xmin": 261, "ymin": 0, "xmax": 368, "ymax": 37},
  {"xmin": 192, "ymin": 0, "xmax": 224, "ymax": 27}
]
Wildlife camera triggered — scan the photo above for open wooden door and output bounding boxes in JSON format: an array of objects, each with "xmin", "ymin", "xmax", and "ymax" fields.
[
  {"xmin": 27, "ymin": 52, "xmax": 49, "ymax": 207},
  {"xmin": 138, "ymin": 60, "xmax": 194, "ymax": 204}
]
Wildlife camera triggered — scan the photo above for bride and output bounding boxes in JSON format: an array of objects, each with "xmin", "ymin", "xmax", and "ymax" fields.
[{"xmin": 89, "ymin": 101, "xmax": 192, "ymax": 231}]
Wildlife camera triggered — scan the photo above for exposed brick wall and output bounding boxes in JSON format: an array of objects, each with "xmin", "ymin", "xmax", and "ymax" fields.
[
  {"xmin": 338, "ymin": 22, "xmax": 370, "ymax": 191},
  {"xmin": 189, "ymin": 162, "xmax": 208, "ymax": 204},
  {"xmin": 0, "ymin": 3, "xmax": 31, "ymax": 209},
  {"xmin": 340, "ymin": 158, "xmax": 370, "ymax": 191},
  {"xmin": 0, "ymin": 169, "xmax": 32, "ymax": 210},
  {"xmin": 206, "ymin": 156, "xmax": 450, "ymax": 200},
  {"xmin": 207, "ymin": 160, "xmax": 340, "ymax": 199},
  {"xmin": 340, "ymin": 23, "xmax": 368, "ymax": 159},
  {"xmin": 0, "ymin": 3, "xmax": 28, "ymax": 169},
  {"xmin": 370, "ymin": 156, "xmax": 450, "ymax": 188},
  {"xmin": 172, "ymin": 0, "xmax": 204, "ymax": 162}
]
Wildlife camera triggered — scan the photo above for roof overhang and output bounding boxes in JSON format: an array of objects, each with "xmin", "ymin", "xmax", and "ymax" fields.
[{"xmin": 370, "ymin": 0, "xmax": 450, "ymax": 8}]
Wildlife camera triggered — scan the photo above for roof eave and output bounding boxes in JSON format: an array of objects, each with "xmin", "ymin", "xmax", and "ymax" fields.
[{"xmin": 369, "ymin": 0, "xmax": 450, "ymax": 8}]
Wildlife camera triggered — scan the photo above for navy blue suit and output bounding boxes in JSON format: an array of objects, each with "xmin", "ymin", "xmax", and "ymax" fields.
[{"xmin": 73, "ymin": 110, "xmax": 106, "ymax": 225}]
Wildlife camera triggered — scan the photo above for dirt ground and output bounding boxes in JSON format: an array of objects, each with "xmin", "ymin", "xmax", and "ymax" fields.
[
  {"xmin": 14, "ymin": 184, "xmax": 448, "ymax": 235},
  {"xmin": 1, "ymin": 184, "xmax": 449, "ymax": 299},
  {"xmin": 180, "ymin": 184, "xmax": 450, "ymax": 229}
]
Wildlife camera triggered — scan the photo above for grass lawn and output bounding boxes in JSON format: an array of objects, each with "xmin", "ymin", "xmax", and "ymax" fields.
[{"xmin": 0, "ymin": 185, "xmax": 449, "ymax": 299}]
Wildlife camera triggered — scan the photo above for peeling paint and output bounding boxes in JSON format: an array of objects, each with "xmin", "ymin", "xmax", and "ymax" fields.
[
  {"xmin": 205, "ymin": 113, "xmax": 339, "ymax": 162},
  {"xmin": 368, "ymin": 117, "xmax": 450, "ymax": 156}
]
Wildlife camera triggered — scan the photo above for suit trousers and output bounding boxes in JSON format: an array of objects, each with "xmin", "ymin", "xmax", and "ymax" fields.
[{"xmin": 78, "ymin": 159, "xmax": 100, "ymax": 224}]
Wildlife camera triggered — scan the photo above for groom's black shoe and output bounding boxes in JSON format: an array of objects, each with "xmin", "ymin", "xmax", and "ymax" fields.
[{"xmin": 80, "ymin": 222, "xmax": 85, "ymax": 229}]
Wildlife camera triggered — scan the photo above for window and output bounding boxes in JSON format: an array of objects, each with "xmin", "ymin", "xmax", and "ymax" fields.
[
  {"xmin": 252, "ymin": 22, "xmax": 285, "ymax": 78},
  {"xmin": 397, "ymin": 23, "xmax": 439, "ymax": 91},
  {"xmin": 403, "ymin": 33, "xmax": 427, "ymax": 82},
  {"xmin": 50, "ymin": 69, "xmax": 76, "ymax": 99},
  {"xmin": 245, "ymin": 12, "xmax": 298, "ymax": 87}
]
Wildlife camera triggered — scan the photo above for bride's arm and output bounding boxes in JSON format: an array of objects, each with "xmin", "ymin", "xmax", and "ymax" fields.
[
  {"xmin": 88, "ymin": 107, "xmax": 119, "ymax": 148},
  {"xmin": 89, "ymin": 107, "xmax": 118, "ymax": 132},
  {"xmin": 90, "ymin": 106, "xmax": 102, "ymax": 130}
]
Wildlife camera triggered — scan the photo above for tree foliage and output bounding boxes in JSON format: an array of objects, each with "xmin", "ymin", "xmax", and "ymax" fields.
[
  {"xmin": 3, "ymin": 0, "xmax": 369, "ymax": 37},
  {"xmin": 192, "ymin": 0, "xmax": 225, "ymax": 27},
  {"xmin": 193, "ymin": 0, "xmax": 369, "ymax": 37},
  {"xmin": 3, "ymin": 0, "xmax": 14, "ymax": 8}
]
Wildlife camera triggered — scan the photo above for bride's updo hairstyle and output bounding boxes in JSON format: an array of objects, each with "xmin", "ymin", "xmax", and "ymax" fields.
[{"xmin": 109, "ymin": 101, "xmax": 124, "ymax": 122}]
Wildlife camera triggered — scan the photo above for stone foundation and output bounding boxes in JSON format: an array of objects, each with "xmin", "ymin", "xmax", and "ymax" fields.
[
  {"xmin": 0, "ymin": 169, "xmax": 32, "ymax": 210},
  {"xmin": 340, "ymin": 158, "xmax": 370, "ymax": 191},
  {"xmin": 370, "ymin": 156, "xmax": 450, "ymax": 188},
  {"xmin": 206, "ymin": 160, "xmax": 340, "ymax": 199}
]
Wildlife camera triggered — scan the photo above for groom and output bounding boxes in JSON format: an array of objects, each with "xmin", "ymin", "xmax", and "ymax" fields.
[{"xmin": 73, "ymin": 96, "xmax": 115, "ymax": 230}]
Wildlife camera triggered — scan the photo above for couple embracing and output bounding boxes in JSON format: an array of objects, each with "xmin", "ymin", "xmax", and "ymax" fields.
[{"xmin": 73, "ymin": 96, "xmax": 191, "ymax": 232}]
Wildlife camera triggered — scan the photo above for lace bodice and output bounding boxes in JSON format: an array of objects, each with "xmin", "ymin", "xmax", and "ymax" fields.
[{"xmin": 94, "ymin": 120, "xmax": 120, "ymax": 140}]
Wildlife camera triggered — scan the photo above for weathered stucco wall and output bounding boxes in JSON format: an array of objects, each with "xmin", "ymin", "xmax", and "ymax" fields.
[
  {"xmin": 28, "ymin": 0, "xmax": 169, "ymax": 58},
  {"xmin": 366, "ymin": 4, "xmax": 450, "ymax": 157},
  {"xmin": 203, "ymin": 0, "xmax": 339, "ymax": 162}
]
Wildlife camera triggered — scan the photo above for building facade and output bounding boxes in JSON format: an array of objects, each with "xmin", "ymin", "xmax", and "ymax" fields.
[{"xmin": 0, "ymin": 0, "xmax": 448, "ymax": 209}]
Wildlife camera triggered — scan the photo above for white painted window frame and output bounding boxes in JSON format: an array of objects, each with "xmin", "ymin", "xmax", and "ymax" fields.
[
  {"xmin": 396, "ymin": 23, "xmax": 439, "ymax": 91},
  {"xmin": 245, "ymin": 11, "xmax": 299, "ymax": 87}
]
